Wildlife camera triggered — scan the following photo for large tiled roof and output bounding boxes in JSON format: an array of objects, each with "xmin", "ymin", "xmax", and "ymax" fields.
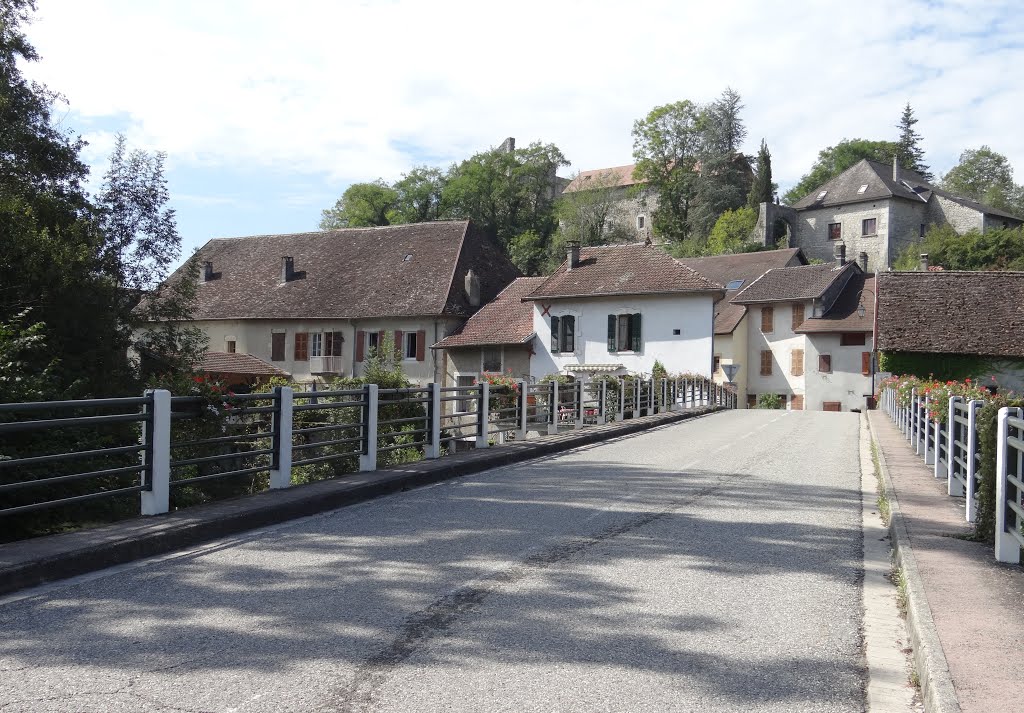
[
  {"xmin": 199, "ymin": 352, "xmax": 288, "ymax": 376},
  {"xmin": 165, "ymin": 221, "xmax": 520, "ymax": 320},
  {"xmin": 433, "ymin": 277, "xmax": 546, "ymax": 349},
  {"xmin": 561, "ymin": 164, "xmax": 641, "ymax": 193},
  {"xmin": 527, "ymin": 243, "xmax": 724, "ymax": 300},
  {"xmin": 678, "ymin": 248, "xmax": 806, "ymax": 334},
  {"xmin": 796, "ymin": 274, "xmax": 875, "ymax": 334},
  {"xmin": 790, "ymin": 159, "xmax": 1024, "ymax": 221},
  {"xmin": 876, "ymin": 271, "xmax": 1024, "ymax": 358},
  {"xmin": 732, "ymin": 262, "xmax": 854, "ymax": 304}
]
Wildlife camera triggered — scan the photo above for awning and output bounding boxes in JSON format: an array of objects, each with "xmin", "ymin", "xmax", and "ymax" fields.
[{"xmin": 562, "ymin": 363, "xmax": 625, "ymax": 373}]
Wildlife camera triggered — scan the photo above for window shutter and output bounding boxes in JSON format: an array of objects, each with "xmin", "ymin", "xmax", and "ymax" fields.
[
  {"xmin": 607, "ymin": 315, "xmax": 617, "ymax": 352},
  {"xmin": 862, "ymin": 351, "xmax": 871, "ymax": 376},
  {"xmin": 819, "ymin": 354, "xmax": 832, "ymax": 373},
  {"xmin": 550, "ymin": 316, "xmax": 560, "ymax": 354},
  {"xmin": 761, "ymin": 306, "xmax": 774, "ymax": 333},
  {"xmin": 271, "ymin": 333, "xmax": 285, "ymax": 362},
  {"xmin": 631, "ymin": 313, "xmax": 642, "ymax": 352},
  {"xmin": 563, "ymin": 316, "xmax": 575, "ymax": 353},
  {"xmin": 791, "ymin": 304, "xmax": 805, "ymax": 331},
  {"xmin": 760, "ymin": 350, "xmax": 772, "ymax": 376},
  {"xmin": 416, "ymin": 330, "xmax": 426, "ymax": 361},
  {"xmin": 791, "ymin": 349, "xmax": 804, "ymax": 376},
  {"xmin": 294, "ymin": 332, "xmax": 308, "ymax": 361},
  {"xmin": 394, "ymin": 330, "xmax": 404, "ymax": 359},
  {"xmin": 355, "ymin": 331, "xmax": 365, "ymax": 362}
]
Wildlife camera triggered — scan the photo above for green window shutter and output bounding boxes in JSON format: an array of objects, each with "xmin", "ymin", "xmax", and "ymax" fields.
[
  {"xmin": 550, "ymin": 315, "xmax": 560, "ymax": 354},
  {"xmin": 607, "ymin": 315, "xmax": 617, "ymax": 352},
  {"xmin": 563, "ymin": 316, "xmax": 575, "ymax": 353},
  {"xmin": 631, "ymin": 313, "xmax": 642, "ymax": 352}
]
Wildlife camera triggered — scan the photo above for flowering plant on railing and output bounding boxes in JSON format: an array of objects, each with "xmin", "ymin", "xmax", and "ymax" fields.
[
  {"xmin": 478, "ymin": 370, "xmax": 520, "ymax": 415},
  {"xmin": 882, "ymin": 374, "xmax": 990, "ymax": 423}
]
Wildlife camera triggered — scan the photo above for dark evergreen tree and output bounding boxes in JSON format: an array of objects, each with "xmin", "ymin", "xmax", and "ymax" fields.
[
  {"xmin": 747, "ymin": 139, "xmax": 774, "ymax": 208},
  {"xmin": 896, "ymin": 102, "xmax": 931, "ymax": 179}
]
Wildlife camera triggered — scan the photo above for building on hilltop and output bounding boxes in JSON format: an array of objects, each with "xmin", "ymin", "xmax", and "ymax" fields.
[
  {"xmin": 150, "ymin": 220, "xmax": 520, "ymax": 386},
  {"xmin": 752, "ymin": 158, "xmax": 1024, "ymax": 272}
]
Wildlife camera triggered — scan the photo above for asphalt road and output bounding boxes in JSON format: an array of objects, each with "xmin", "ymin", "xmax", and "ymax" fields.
[{"xmin": 0, "ymin": 410, "xmax": 865, "ymax": 712}]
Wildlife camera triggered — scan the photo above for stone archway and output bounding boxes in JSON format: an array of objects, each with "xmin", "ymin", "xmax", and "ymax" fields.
[{"xmin": 751, "ymin": 202, "xmax": 798, "ymax": 248}]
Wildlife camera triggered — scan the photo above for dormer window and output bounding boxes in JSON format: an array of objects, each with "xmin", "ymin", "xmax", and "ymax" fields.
[
  {"xmin": 817, "ymin": 190, "xmax": 828, "ymax": 200},
  {"xmin": 725, "ymin": 279, "xmax": 745, "ymax": 290},
  {"xmin": 857, "ymin": 184, "xmax": 868, "ymax": 194}
]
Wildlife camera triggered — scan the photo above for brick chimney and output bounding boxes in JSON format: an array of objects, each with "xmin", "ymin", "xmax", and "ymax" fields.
[
  {"xmin": 834, "ymin": 242, "xmax": 846, "ymax": 267},
  {"xmin": 566, "ymin": 241, "xmax": 581, "ymax": 271},
  {"xmin": 858, "ymin": 252, "xmax": 868, "ymax": 272},
  {"xmin": 464, "ymin": 269, "xmax": 481, "ymax": 307},
  {"xmin": 281, "ymin": 256, "xmax": 295, "ymax": 283},
  {"xmin": 918, "ymin": 253, "xmax": 929, "ymax": 272}
]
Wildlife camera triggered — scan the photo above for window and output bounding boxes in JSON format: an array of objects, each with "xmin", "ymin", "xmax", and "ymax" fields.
[
  {"xmin": 823, "ymin": 401, "xmax": 842, "ymax": 412},
  {"xmin": 862, "ymin": 218, "xmax": 877, "ymax": 236},
  {"xmin": 325, "ymin": 332, "xmax": 343, "ymax": 356},
  {"xmin": 840, "ymin": 332, "xmax": 866, "ymax": 346},
  {"xmin": 818, "ymin": 354, "xmax": 832, "ymax": 373},
  {"xmin": 482, "ymin": 348, "xmax": 502, "ymax": 372},
  {"xmin": 862, "ymin": 351, "xmax": 872, "ymax": 376},
  {"xmin": 713, "ymin": 355, "xmax": 721, "ymax": 373},
  {"xmin": 368, "ymin": 332, "xmax": 379, "ymax": 352},
  {"xmin": 271, "ymin": 333, "xmax": 285, "ymax": 362},
  {"xmin": 760, "ymin": 350, "xmax": 772, "ymax": 376},
  {"xmin": 920, "ymin": 223, "xmax": 926, "ymax": 238},
  {"xmin": 725, "ymin": 279, "xmax": 745, "ymax": 290},
  {"xmin": 817, "ymin": 190, "xmax": 828, "ymax": 200},
  {"xmin": 791, "ymin": 394, "xmax": 804, "ymax": 411},
  {"xmin": 550, "ymin": 315, "xmax": 575, "ymax": 354},
  {"xmin": 225, "ymin": 340, "xmax": 236, "ymax": 354},
  {"xmin": 791, "ymin": 349, "xmax": 804, "ymax": 376},
  {"xmin": 857, "ymin": 184, "xmax": 868, "ymax": 194},
  {"xmin": 294, "ymin": 332, "xmax": 309, "ymax": 361},
  {"xmin": 309, "ymin": 332, "xmax": 323, "ymax": 358},
  {"xmin": 456, "ymin": 375, "xmax": 476, "ymax": 413},
  {"xmin": 760, "ymin": 305, "xmax": 774, "ymax": 333},
  {"xmin": 404, "ymin": 332, "xmax": 419, "ymax": 360},
  {"xmin": 792, "ymin": 303, "xmax": 805, "ymax": 331},
  {"xmin": 747, "ymin": 394, "xmax": 758, "ymax": 409},
  {"xmin": 637, "ymin": 215, "xmax": 645, "ymax": 230},
  {"xmin": 607, "ymin": 313, "xmax": 642, "ymax": 352},
  {"xmin": 828, "ymin": 222, "xmax": 842, "ymax": 241}
]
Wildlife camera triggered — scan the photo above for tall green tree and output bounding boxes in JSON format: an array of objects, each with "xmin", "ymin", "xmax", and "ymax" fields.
[
  {"xmin": 319, "ymin": 180, "xmax": 399, "ymax": 229},
  {"xmin": 632, "ymin": 99, "xmax": 703, "ymax": 240},
  {"xmin": 706, "ymin": 206, "xmax": 758, "ymax": 254},
  {"xmin": 554, "ymin": 170, "xmax": 632, "ymax": 247},
  {"xmin": 940, "ymin": 146, "xmax": 1024, "ymax": 217},
  {"xmin": 895, "ymin": 102, "xmax": 930, "ymax": 179},
  {"xmin": 391, "ymin": 166, "xmax": 447, "ymax": 223},
  {"xmin": 689, "ymin": 88, "xmax": 752, "ymax": 240},
  {"xmin": 747, "ymin": 139, "xmax": 775, "ymax": 208},
  {"xmin": 783, "ymin": 139, "xmax": 899, "ymax": 205}
]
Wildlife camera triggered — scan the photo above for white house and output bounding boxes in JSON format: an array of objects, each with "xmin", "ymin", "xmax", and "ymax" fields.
[{"xmin": 525, "ymin": 242, "xmax": 724, "ymax": 381}]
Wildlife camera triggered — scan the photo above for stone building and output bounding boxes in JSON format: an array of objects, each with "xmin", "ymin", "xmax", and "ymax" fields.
[
  {"xmin": 559, "ymin": 164, "xmax": 656, "ymax": 242},
  {"xmin": 752, "ymin": 158, "xmax": 1024, "ymax": 272}
]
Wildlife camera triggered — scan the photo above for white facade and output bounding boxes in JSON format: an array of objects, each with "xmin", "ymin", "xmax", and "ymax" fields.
[
  {"xmin": 804, "ymin": 333, "xmax": 874, "ymax": 411},
  {"xmin": 529, "ymin": 293, "xmax": 715, "ymax": 380}
]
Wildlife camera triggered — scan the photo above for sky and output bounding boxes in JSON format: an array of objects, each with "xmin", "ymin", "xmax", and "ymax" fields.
[{"xmin": 19, "ymin": 0, "xmax": 1024, "ymax": 265}]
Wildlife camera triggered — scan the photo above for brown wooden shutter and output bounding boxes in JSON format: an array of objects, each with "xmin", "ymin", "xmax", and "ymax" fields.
[
  {"xmin": 355, "ymin": 331, "xmax": 365, "ymax": 362},
  {"xmin": 271, "ymin": 333, "xmax": 285, "ymax": 362},
  {"xmin": 393, "ymin": 330, "xmax": 403, "ymax": 359},
  {"xmin": 818, "ymin": 354, "xmax": 831, "ymax": 373},
  {"xmin": 823, "ymin": 401, "xmax": 841, "ymax": 412},
  {"xmin": 416, "ymin": 330, "xmax": 426, "ymax": 361},
  {"xmin": 760, "ymin": 350, "xmax": 772, "ymax": 376},
  {"xmin": 862, "ymin": 351, "xmax": 871, "ymax": 376},
  {"xmin": 791, "ymin": 394, "xmax": 804, "ymax": 410},
  {"xmin": 791, "ymin": 349, "xmax": 804, "ymax": 376},
  {"xmin": 761, "ymin": 306, "xmax": 774, "ymax": 333},
  {"xmin": 791, "ymin": 303, "xmax": 805, "ymax": 331},
  {"xmin": 294, "ymin": 332, "xmax": 308, "ymax": 361}
]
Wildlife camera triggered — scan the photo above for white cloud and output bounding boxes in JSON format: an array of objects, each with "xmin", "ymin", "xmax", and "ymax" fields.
[{"xmin": 20, "ymin": 0, "xmax": 1024, "ymax": 196}]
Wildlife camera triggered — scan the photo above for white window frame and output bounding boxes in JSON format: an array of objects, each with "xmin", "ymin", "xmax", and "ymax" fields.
[
  {"xmin": 636, "ymin": 215, "xmax": 646, "ymax": 230},
  {"xmin": 403, "ymin": 331, "xmax": 418, "ymax": 361},
  {"xmin": 309, "ymin": 332, "xmax": 324, "ymax": 358}
]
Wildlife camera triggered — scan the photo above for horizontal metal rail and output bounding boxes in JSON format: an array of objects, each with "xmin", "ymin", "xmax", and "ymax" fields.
[
  {"xmin": 170, "ymin": 430, "xmax": 274, "ymax": 449},
  {"xmin": 170, "ymin": 448, "xmax": 276, "ymax": 469},
  {"xmin": 292, "ymin": 451, "xmax": 361, "ymax": 468},
  {"xmin": 169, "ymin": 463, "xmax": 272, "ymax": 487},
  {"xmin": 0, "ymin": 412, "xmax": 149, "ymax": 434},
  {"xmin": 292, "ymin": 401, "xmax": 366, "ymax": 413},
  {"xmin": 0, "ymin": 442, "xmax": 145, "ymax": 469},
  {"xmin": 292, "ymin": 434, "xmax": 364, "ymax": 451},
  {"xmin": 0, "ymin": 462, "xmax": 146, "ymax": 492},
  {"xmin": 0, "ymin": 484, "xmax": 149, "ymax": 517},
  {"xmin": 0, "ymin": 396, "xmax": 150, "ymax": 412}
]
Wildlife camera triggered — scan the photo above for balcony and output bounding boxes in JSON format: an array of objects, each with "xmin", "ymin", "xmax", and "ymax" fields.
[{"xmin": 309, "ymin": 356, "xmax": 344, "ymax": 375}]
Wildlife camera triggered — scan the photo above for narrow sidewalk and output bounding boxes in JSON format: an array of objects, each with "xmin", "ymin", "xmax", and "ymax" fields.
[{"xmin": 868, "ymin": 410, "xmax": 1024, "ymax": 713}]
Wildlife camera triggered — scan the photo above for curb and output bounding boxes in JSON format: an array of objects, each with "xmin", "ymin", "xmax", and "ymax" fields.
[
  {"xmin": 0, "ymin": 406, "xmax": 722, "ymax": 597},
  {"xmin": 866, "ymin": 413, "xmax": 962, "ymax": 713}
]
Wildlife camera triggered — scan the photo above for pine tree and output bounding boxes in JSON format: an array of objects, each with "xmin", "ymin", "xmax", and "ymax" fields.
[
  {"xmin": 896, "ymin": 103, "xmax": 931, "ymax": 180},
  {"xmin": 747, "ymin": 139, "xmax": 774, "ymax": 208}
]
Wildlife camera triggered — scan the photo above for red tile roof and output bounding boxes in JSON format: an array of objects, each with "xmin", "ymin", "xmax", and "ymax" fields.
[
  {"xmin": 527, "ymin": 243, "xmax": 724, "ymax": 300},
  {"xmin": 160, "ymin": 221, "xmax": 519, "ymax": 321},
  {"xmin": 433, "ymin": 277, "xmax": 546, "ymax": 349},
  {"xmin": 561, "ymin": 164, "xmax": 642, "ymax": 193},
  {"xmin": 200, "ymin": 352, "xmax": 288, "ymax": 376}
]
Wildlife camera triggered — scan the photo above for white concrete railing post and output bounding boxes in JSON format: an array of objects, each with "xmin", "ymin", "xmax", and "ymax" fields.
[
  {"xmin": 617, "ymin": 378, "xmax": 625, "ymax": 421},
  {"xmin": 994, "ymin": 406, "xmax": 1023, "ymax": 563},
  {"xmin": 140, "ymin": 389, "xmax": 171, "ymax": 516},
  {"xmin": 548, "ymin": 380, "xmax": 559, "ymax": 435},
  {"xmin": 648, "ymin": 378, "xmax": 655, "ymax": 414},
  {"xmin": 269, "ymin": 386, "xmax": 293, "ymax": 489},
  {"xmin": 477, "ymin": 381, "xmax": 490, "ymax": 448},
  {"xmin": 633, "ymin": 378, "xmax": 640, "ymax": 418},
  {"xmin": 966, "ymin": 399, "xmax": 982, "ymax": 522},
  {"xmin": 575, "ymin": 380, "xmax": 584, "ymax": 429},
  {"xmin": 516, "ymin": 379, "xmax": 529, "ymax": 441},
  {"xmin": 424, "ymin": 382, "xmax": 442, "ymax": 459},
  {"xmin": 359, "ymin": 383, "xmax": 378, "ymax": 472},
  {"xmin": 947, "ymin": 396, "xmax": 962, "ymax": 496},
  {"xmin": 598, "ymin": 379, "xmax": 607, "ymax": 425}
]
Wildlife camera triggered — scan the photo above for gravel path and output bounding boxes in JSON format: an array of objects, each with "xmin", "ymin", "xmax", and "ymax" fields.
[{"xmin": 0, "ymin": 410, "xmax": 865, "ymax": 712}]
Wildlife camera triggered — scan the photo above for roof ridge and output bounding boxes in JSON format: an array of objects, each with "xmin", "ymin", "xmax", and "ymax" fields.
[{"xmin": 209, "ymin": 220, "xmax": 471, "ymax": 242}]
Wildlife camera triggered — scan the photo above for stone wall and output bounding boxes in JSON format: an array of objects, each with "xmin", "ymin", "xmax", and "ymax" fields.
[
  {"xmin": 886, "ymin": 199, "xmax": 929, "ymax": 267},
  {"xmin": 793, "ymin": 202, "xmax": 891, "ymax": 269},
  {"xmin": 927, "ymin": 194, "xmax": 984, "ymax": 234},
  {"xmin": 752, "ymin": 202, "xmax": 798, "ymax": 248}
]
